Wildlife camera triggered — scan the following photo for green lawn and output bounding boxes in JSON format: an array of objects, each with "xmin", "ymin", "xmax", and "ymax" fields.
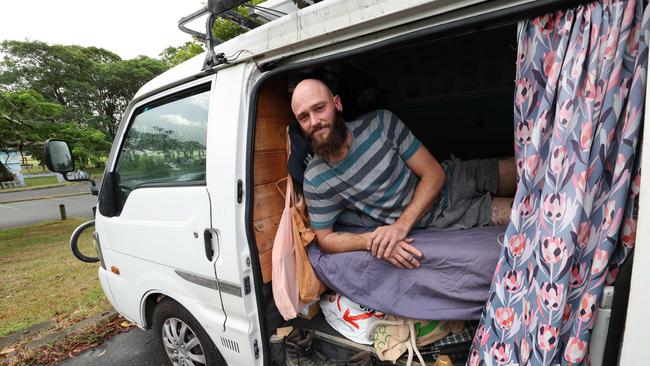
[
  {"xmin": 0, "ymin": 219, "xmax": 110, "ymax": 338},
  {"xmin": 24, "ymin": 176, "xmax": 59, "ymax": 187}
]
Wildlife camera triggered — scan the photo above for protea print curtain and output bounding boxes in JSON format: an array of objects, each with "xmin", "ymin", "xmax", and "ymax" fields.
[{"xmin": 469, "ymin": 1, "xmax": 649, "ymax": 365}]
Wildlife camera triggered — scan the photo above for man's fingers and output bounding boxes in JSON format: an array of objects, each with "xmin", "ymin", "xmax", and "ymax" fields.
[
  {"xmin": 400, "ymin": 247, "xmax": 421, "ymax": 267},
  {"xmin": 401, "ymin": 241, "xmax": 423, "ymax": 258},
  {"xmin": 404, "ymin": 237, "xmax": 415, "ymax": 243},
  {"xmin": 369, "ymin": 228, "xmax": 383, "ymax": 250},
  {"xmin": 387, "ymin": 257, "xmax": 404, "ymax": 269},
  {"xmin": 394, "ymin": 251, "xmax": 413, "ymax": 269},
  {"xmin": 376, "ymin": 236, "xmax": 391, "ymax": 258},
  {"xmin": 370, "ymin": 234, "xmax": 381, "ymax": 256},
  {"xmin": 384, "ymin": 237, "xmax": 401, "ymax": 258}
]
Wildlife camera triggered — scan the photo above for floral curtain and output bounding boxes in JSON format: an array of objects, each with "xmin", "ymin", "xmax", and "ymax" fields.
[{"xmin": 469, "ymin": 1, "xmax": 649, "ymax": 365}]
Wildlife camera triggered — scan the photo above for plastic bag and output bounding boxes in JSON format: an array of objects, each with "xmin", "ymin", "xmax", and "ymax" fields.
[
  {"xmin": 320, "ymin": 293, "xmax": 386, "ymax": 344},
  {"xmin": 272, "ymin": 178, "xmax": 301, "ymax": 320}
]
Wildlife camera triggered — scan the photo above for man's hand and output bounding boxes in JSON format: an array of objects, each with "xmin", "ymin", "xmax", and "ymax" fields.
[
  {"xmin": 369, "ymin": 223, "xmax": 409, "ymax": 258},
  {"xmin": 382, "ymin": 239, "xmax": 423, "ymax": 269}
]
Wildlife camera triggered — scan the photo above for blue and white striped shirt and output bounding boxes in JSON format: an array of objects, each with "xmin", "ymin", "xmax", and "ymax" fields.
[{"xmin": 304, "ymin": 109, "xmax": 436, "ymax": 229}]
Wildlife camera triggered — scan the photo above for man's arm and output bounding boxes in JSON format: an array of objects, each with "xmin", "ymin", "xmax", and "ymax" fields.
[
  {"xmin": 369, "ymin": 144, "xmax": 446, "ymax": 258},
  {"xmin": 314, "ymin": 227, "xmax": 369, "ymax": 253},
  {"xmin": 315, "ymin": 227, "xmax": 423, "ymax": 269}
]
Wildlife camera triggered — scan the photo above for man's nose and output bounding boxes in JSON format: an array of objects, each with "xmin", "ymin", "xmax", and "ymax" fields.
[{"xmin": 308, "ymin": 114, "xmax": 320, "ymax": 128}]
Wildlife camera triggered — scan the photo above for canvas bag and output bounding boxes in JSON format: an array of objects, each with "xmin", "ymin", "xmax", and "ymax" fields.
[
  {"xmin": 290, "ymin": 181, "xmax": 325, "ymax": 303},
  {"xmin": 283, "ymin": 124, "xmax": 325, "ymax": 304}
]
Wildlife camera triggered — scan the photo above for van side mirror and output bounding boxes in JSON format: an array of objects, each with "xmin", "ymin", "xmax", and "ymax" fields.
[
  {"xmin": 44, "ymin": 139, "xmax": 75, "ymax": 173},
  {"xmin": 43, "ymin": 139, "xmax": 98, "ymax": 194}
]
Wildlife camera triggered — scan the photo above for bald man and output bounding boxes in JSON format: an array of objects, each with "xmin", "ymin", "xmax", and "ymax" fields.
[{"xmin": 291, "ymin": 79, "xmax": 515, "ymax": 269}]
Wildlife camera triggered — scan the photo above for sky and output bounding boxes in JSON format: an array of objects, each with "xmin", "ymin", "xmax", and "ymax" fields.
[{"xmin": 0, "ymin": 0, "xmax": 207, "ymax": 60}]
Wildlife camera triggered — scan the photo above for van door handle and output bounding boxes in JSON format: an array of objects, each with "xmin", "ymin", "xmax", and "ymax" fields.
[{"xmin": 203, "ymin": 228, "xmax": 220, "ymax": 261}]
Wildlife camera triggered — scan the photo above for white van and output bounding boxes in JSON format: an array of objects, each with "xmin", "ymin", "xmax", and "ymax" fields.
[{"xmin": 44, "ymin": 0, "xmax": 650, "ymax": 365}]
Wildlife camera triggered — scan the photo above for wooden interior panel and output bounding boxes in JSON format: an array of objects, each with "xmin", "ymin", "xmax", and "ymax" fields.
[
  {"xmin": 253, "ymin": 183, "xmax": 285, "ymax": 222},
  {"xmin": 255, "ymin": 117, "xmax": 289, "ymax": 151},
  {"xmin": 257, "ymin": 84, "xmax": 293, "ymax": 119},
  {"xmin": 259, "ymin": 249, "xmax": 273, "ymax": 283},
  {"xmin": 253, "ymin": 77, "xmax": 291, "ymax": 283},
  {"xmin": 254, "ymin": 150, "xmax": 288, "ymax": 186},
  {"xmin": 253, "ymin": 213, "xmax": 283, "ymax": 253}
]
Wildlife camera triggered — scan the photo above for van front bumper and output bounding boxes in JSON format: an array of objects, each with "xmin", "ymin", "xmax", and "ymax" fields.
[{"xmin": 98, "ymin": 266, "xmax": 118, "ymax": 312}]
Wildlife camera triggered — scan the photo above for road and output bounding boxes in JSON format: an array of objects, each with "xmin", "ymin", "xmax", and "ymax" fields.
[
  {"xmin": 0, "ymin": 184, "xmax": 97, "ymax": 229},
  {"xmin": 60, "ymin": 328, "xmax": 166, "ymax": 366}
]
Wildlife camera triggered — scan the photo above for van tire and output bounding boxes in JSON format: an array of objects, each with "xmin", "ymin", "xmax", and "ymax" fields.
[{"xmin": 152, "ymin": 298, "xmax": 225, "ymax": 366}]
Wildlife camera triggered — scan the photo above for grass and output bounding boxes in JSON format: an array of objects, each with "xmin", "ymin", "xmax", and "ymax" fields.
[
  {"xmin": 0, "ymin": 182, "xmax": 79, "ymax": 194},
  {"xmin": 23, "ymin": 176, "xmax": 58, "ymax": 187},
  {"xmin": 0, "ymin": 219, "xmax": 110, "ymax": 338}
]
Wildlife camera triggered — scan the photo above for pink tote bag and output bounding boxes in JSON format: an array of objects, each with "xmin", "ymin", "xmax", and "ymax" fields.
[{"xmin": 272, "ymin": 177, "xmax": 301, "ymax": 320}]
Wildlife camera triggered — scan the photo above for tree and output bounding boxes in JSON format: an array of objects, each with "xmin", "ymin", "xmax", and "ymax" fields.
[
  {"xmin": 0, "ymin": 90, "xmax": 64, "ymax": 155},
  {"xmin": 0, "ymin": 90, "xmax": 110, "ymax": 167},
  {"xmin": 160, "ymin": 42, "xmax": 205, "ymax": 67},
  {"xmin": 218, "ymin": 0, "xmax": 268, "ymax": 39},
  {"xmin": 0, "ymin": 40, "xmax": 168, "ymax": 141},
  {"xmin": 0, "ymin": 90, "xmax": 110, "ymax": 168},
  {"xmin": 91, "ymin": 57, "xmax": 168, "ymax": 139}
]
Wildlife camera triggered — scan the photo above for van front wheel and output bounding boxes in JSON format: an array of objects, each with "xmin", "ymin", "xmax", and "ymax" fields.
[{"xmin": 152, "ymin": 299, "xmax": 225, "ymax": 366}]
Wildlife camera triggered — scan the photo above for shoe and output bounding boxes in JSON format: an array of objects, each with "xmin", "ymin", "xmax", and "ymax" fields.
[{"xmin": 284, "ymin": 329, "xmax": 328, "ymax": 366}]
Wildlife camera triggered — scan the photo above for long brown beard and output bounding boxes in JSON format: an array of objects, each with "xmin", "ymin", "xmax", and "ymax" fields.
[{"xmin": 310, "ymin": 111, "xmax": 348, "ymax": 158}]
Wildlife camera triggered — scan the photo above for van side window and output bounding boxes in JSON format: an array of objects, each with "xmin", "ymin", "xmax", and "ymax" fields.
[{"xmin": 114, "ymin": 84, "xmax": 210, "ymax": 203}]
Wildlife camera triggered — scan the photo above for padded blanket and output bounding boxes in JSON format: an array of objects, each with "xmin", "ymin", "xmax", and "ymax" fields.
[{"xmin": 308, "ymin": 225, "xmax": 504, "ymax": 320}]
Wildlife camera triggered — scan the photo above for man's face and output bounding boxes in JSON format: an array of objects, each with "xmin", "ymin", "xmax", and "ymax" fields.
[{"xmin": 291, "ymin": 80, "xmax": 343, "ymax": 146}]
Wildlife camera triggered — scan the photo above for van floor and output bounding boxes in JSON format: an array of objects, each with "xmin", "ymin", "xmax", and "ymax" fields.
[{"xmin": 273, "ymin": 312, "xmax": 469, "ymax": 365}]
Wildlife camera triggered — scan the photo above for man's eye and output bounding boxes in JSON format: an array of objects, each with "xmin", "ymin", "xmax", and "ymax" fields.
[{"xmin": 316, "ymin": 106, "xmax": 324, "ymax": 111}]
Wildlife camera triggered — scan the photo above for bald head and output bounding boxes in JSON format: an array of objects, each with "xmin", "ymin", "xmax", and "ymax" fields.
[
  {"xmin": 291, "ymin": 79, "xmax": 336, "ymax": 115},
  {"xmin": 291, "ymin": 79, "xmax": 342, "ymax": 128}
]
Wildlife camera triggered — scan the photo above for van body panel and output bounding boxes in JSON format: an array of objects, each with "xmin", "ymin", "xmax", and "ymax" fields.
[
  {"xmin": 619, "ymin": 81, "xmax": 650, "ymax": 364},
  {"xmin": 97, "ymin": 266, "xmax": 117, "ymax": 311},
  {"xmin": 99, "ymin": 187, "xmax": 219, "ymax": 323},
  {"xmin": 206, "ymin": 63, "xmax": 263, "ymax": 365}
]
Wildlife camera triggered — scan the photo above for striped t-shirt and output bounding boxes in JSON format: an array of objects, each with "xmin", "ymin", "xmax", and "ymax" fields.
[{"xmin": 303, "ymin": 109, "xmax": 437, "ymax": 230}]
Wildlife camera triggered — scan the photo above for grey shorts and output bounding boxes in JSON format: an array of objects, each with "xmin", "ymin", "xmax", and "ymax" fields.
[{"xmin": 426, "ymin": 157, "xmax": 499, "ymax": 230}]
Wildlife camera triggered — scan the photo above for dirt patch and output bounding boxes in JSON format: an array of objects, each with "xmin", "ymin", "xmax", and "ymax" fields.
[{"xmin": 0, "ymin": 314, "xmax": 134, "ymax": 366}]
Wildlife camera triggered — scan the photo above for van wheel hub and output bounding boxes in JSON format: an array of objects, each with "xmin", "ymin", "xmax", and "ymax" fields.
[{"xmin": 162, "ymin": 317, "xmax": 206, "ymax": 365}]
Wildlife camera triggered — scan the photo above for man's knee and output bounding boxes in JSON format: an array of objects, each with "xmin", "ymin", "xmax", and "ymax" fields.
[
  {"xmin": 496, "ymin": 157, "xmax": 517, "ymax": 196},
  {"xmin": 490, "ymin": 196, "xmax": 514, "ymax": 226}
]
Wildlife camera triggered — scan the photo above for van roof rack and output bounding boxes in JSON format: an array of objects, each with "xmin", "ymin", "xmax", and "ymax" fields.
[{"xmin": 178, "ymin": 0, "xmax": 259, "ymax": 71}]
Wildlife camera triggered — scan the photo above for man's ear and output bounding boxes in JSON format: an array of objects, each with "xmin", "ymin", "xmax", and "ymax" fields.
[{"xmin": 333, "ymin": 95, "xmax": 343, "ymax": 113}]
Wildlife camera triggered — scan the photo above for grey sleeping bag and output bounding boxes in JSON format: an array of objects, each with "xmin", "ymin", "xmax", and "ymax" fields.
[{"xmin": 308, "ymin": 225, "xmax": 504, "ymax": 320}]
